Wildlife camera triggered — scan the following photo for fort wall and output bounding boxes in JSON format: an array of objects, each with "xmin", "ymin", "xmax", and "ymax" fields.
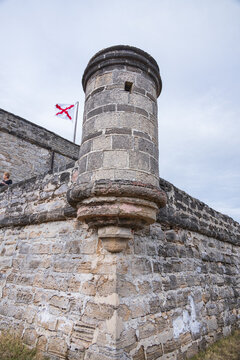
[
  {"xmin": 0, "ymin": 167, "xmax": 239, "ymax": 359},
  {"xmin": 0, "ymin": 45, "xmax": 239, "ymax": 360},
  {"xmin": 0, "ymin": 109, "xmax": 80, "ymax": 182}
]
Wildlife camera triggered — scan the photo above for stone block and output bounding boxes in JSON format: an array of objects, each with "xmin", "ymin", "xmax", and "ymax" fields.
[
  {"xmin": 106, "ymin": 127, "xmax": 132, "ymax": 135},
  {"xmin": 116, "ymin": 327, "xmax": 137, "ymax": 352},
  {"xmin": 92, "ymin": 168, "xmax": 115, "ymax": 181},
  {"xmin": 71, "ymin": 320, "xmax": 96, "ymax": 346},
  {"xmin": 37, "ymin": 335, "xmax": 47, "ymax": 351},
  {"xmin": 67, "ymin": 348, "xmax": 85, "ymax": 360},
  {"xmin": 23, "ymin": 307, "xmax": 35, "ymax": 324},
  {"xmin": 57, "ymin": 318, "xmax": 73, "ymax": 334},
  {"xmin": 78, "ymin": 172, "xmax": 92, "ymax": 183},
  {"xmin": 136, "ymin": 73, "xmax": 156, "ymax": 97},
  {"xmin": 92, "ymin": 136, "xmax": 111, "ymax": 151},
  {"xmin": 163, "ymin": 339, "xmax": 180, "ymax": 354},
  {"xmin": 103, "ymin": 150, "xmax": 128, "ymax": 168},
  {"xmin": 96, "ymin": 277, "xmax": 116, "ymax": 297},
  {"xmin": 129, "ymin": 93, "xmax": 153, "ymax": 114},
  {"xmin": 95, "ymin": 72, "xmax": 113, "ymax": 88},
  {"xmin": 3, "ymin": 244, "xmax": 16, "ymax": 256},
  {"xmin": 146, "ymin": 344, "xmax": 163, "ymax": 359},
  {"xmin": 23, "ymin": 328, "xmax": 37, "ymax": 346},
  {"xmin": 76, "ymin": 261, "xmax": 92, "ymax": 273},
  {"xmin": 79, "ymin": 140, "xmax": 92, "ymax": 157},
  {"xmin": 133, "ymin": 130, "xmax": 151, "ymax": 140},
  {"xmin": 95, "ymin": 112, "xmax": 156, "ymax": 139},
  {"xmin": 54, "ymin": 183, "xmax": 68, "ymax": 195},
  {"xmin": 112, "ymin": 135, "xmax": 133, "ymax": 150},
  {"xmin": 48, "ymin": 336, "xmax": 68, "ymax": 358},
  {"xmin": 68, "ymin": 276, "xmax": 81, "ymax": 292},
  {"xmin": 112, "ymin": 70, "xmax": 136, "ymax": 84},
  {"xmin": 32, "ymin": 243, "xmax": 51, "ymax": 255},
  {"xmin": 131, "ymin": 257, "xmax": 152, "ymax": 275},
  {"xmin": 37, "ymin": 310, "xmax": 57, "ymax": 330},
  {"xmin": 81, "ymin": 281, "xmax": 96, "ymax": 296},
  {"xmin": 87, "ymin": 151, "xmax": 103, "ymax": 171},
  {"xmin": 42, "ymin": 275, "xmax": 68, "ymax": 292},
  {"xmin": 185, "ymin": 342, "xmax": 199, "ymax": 358},
  {"xmin": 113, "ymin": 168, "xmax": 159, "ymax": 186},
  {"xmin": 139, "ymin": 321, "xmax": 158, "ymax": 340},
  {"xmin": 138, "ymin": 138, "xmax": 154, "ymax": 156},
  {"xmin": 133, "ymin": 346, "xmax": 146, "ymax": 360},
  {"xmin": 117, "ymin": 104, "xmax": 135, "ymax": 113},
  {"xmin": 53, "ymin": 259, "xmax": 76, "ymax": 273},
  {"xmin": 131, "ymin": 302, "xmax": 149, "ymax": 318},
  {"xmin": 80, "ymin": 238, "xmax": 97, "ymax": 254},
  {"xmin": 87, "ymin": 107, "xmax": 103, "ymax": 120},
  {"xmin": 206, "ymin": 316, "xmax": 218, "ymax": 331},
  {"xmin": 16, "ymin": 290, "xmax": 33, "ymax": 304},
  {"xmin": 150, "ymin": 156, "xmax": 159, "ymax": 176},
  {"xmin": 82, "ymin": 118, "xmax": 96, "ymax": 136},
  {"xmin": 117, "ymin": 279, "xmax": 137, "ymax": 297},
  {"xmin": 84, "ymin": 302, "xmax": 114, "ymax": 320},
  {"xmin": 85, "ymin": 77, "xmax": 95, "ymax": 97},
  {"xmin": 129, "ymin": 151, "xmax": 150, "ymax": 172},
  {"xmin": 92, "ymin": 91, "xmax": 127, "ymax": 108},
  {"xmin": 49, "ymin": 295, "xmax": 69, "ymax": 309},
  {"xmin": 138, "ymin": 281, "xmax": 152, "ymax": 295},
  {"xmin": 65, "ymin": 239, "xmax": 80, "ymax": 254}
]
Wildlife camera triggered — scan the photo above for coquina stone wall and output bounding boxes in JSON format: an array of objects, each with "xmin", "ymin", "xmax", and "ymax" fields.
[
  {"xmin": 0, "ymin": 108, "xmax": 80, "ymax": 183},
  {"xmin": 0, "ymin": 45, "xmax": 239, "ymax": 360},
  {"xmin": 0, "ymin": 165, "xmax": 239, "ymax": 360}
]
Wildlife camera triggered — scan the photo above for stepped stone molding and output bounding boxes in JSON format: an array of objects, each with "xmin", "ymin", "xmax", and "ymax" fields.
[{"xmin": 82, "ymin": 45, "xmax": 162, "ymax": 96}]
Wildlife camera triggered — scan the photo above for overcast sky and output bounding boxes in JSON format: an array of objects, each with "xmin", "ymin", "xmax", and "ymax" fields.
[{"xmin": 0, "ymin": 0, "xmax": 239, "ymax": 222}]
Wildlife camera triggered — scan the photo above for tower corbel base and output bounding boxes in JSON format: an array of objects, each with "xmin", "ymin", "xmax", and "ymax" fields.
[{"xmin": 67, "ymin": 180, "xmax": 167, "ymax": 253}]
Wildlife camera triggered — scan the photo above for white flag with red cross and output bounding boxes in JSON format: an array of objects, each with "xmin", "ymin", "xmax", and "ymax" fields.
[{"xmin": 55, "ymin": 103, "xmax": 75, "ymax": 121}]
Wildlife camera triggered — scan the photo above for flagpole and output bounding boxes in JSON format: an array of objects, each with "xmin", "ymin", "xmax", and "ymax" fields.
[{"xmin": 73, "ymin": 101, "xmax": 79, "ymax": 143}]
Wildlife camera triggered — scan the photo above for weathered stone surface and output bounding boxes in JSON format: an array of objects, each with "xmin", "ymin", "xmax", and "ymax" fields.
[
  {"xmin": 48, "ymin": 336, "xmax": 68, "ymax": 358},
  {"xmin": 133, "ymin": 346, "xmax": 145, "ymax": 360},
  {"xmin": 146, "ymin": 344, "xmax": 163, "ymax": 359},
  {"xmin": 0, "ymin": 166, "xmax": 77, "ymax": 228},
  {"xmin": 158, "ymin": 177, "xmax": 240, "ymax": 246},
  {"xmin": 0, "ymin": 45, "xmax": 239, "ymax": 360}
]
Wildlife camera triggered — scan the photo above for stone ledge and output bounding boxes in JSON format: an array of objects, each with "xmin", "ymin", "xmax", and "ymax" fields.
[
  {"xmin": 0, "ymin": 206, "xmax": 76, "ymax": 228},
  {"xmin": 67, "ymin": 179, "xmax": 167, "ymax": 208},
  {"xmin": 158, "ymin": 177, "xmax": 240, "ymax": 245}
]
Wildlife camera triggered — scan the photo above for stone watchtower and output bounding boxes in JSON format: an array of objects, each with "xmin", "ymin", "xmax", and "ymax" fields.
[{"xmin": 68, "ymin": 45, "xmax": 166, "ymax": 251}]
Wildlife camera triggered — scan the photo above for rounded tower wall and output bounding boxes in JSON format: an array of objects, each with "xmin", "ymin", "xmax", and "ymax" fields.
[
  {"xmin": 67, "ymin": 45, "xmax": 166, "ymax": 253},
  {"xmin": 79, "ymin": 46, "xmax": 161, "ymax": 187}
]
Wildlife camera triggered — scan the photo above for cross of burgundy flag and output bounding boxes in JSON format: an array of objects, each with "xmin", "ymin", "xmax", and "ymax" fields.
[{"xmin": 55, "ymin": 103, "xmax": 75, "ymax": 121}]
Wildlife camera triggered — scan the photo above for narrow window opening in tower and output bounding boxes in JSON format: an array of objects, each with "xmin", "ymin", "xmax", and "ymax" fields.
[{"xmin": 124, "ymin": 81, "xmax": 133, "ymax": 92}]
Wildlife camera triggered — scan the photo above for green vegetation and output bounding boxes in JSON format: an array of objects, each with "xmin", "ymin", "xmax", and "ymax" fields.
[
  {"xmin": 191, "ymin": 330, "xmax": 240, "ymax": 360},
  {"xmin": 0, "ymin": 331, "xmax": 48, "ymax": 360}
]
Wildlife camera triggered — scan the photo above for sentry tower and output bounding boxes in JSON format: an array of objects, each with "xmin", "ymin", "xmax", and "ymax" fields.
[{"xmin": 68, "ymin": 45, "xmax": 166, "ymax": 252}]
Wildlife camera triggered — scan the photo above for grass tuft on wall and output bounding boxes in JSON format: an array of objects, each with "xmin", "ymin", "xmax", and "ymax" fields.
[
  {"xmin": 0, "ymin": 331, "xmax": 48, "ymax": 360},
  {"xmin": 190, "ymin": 329, "xmax": 240, "ymax": 360}
]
